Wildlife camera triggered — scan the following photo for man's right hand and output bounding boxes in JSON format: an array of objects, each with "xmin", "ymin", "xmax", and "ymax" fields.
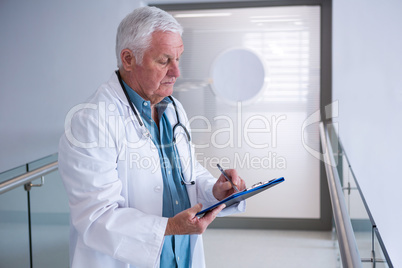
[{"xmin": 164, "ymin": 203, "xmax": 225, "ymax": 236}]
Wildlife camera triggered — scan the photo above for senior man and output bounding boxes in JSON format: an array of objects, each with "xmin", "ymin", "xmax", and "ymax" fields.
[{"xmin": 59, "ymin": 6, "xmax": 246, "ymax": 268}]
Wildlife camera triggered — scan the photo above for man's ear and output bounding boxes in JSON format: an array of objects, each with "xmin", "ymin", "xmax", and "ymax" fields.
[{"xmin": 120, "ymin": 49, "xmax": 136, "ymax": 71}]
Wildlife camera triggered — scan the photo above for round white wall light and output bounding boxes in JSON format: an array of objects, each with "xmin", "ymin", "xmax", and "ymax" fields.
[{"xmin": 210, "ymin": 48, "xmax": 266, "ymax": 104}]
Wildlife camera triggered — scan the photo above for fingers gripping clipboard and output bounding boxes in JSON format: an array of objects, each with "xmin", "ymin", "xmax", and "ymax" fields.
[{"xmin": 196, "ymin": 177, "xmax": 285, "ymax": 217}]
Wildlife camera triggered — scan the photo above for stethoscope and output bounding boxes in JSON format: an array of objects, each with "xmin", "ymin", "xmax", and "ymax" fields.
[{"xmin": 116, "ymin": 70, "xmax": 195, "ymax": 185}]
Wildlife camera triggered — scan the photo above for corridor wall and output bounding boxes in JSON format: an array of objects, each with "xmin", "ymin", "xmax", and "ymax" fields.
[
  {"xmin": 0, "ymin": 0, "xmax": 142, "ymax": 172},
  {"xmin": 332, "ymin": 0, "xmax": 402, "ymax": 266}
]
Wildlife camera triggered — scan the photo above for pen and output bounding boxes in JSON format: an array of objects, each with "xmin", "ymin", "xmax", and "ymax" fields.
[{"xmin": 217, "ymin": 164, "xmax": 240, "ymax": 192}]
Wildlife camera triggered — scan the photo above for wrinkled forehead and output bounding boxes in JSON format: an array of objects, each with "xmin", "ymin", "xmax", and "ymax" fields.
[{"xmin": 148, "ymin": 31, "xmax": 184, "ymax": 55}]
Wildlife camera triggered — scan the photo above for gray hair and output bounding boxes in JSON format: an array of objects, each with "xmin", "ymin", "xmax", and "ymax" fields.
[{"xmin": 116, "ymin": 6, "xmax": 183, "ymax": 68}]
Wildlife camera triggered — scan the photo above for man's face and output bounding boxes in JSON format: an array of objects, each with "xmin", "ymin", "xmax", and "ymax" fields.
[{"xmin": 131, "ymin": 31, "xmax": 184, "ymax": 105}]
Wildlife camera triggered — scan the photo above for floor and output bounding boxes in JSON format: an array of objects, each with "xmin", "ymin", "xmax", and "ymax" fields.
[
  {"xmin": 0, "ymin": 221, "xmax": 341, "ymax": 268},
  {"xmin": 203, "ymin": 228, "xmax": 340, "ymax": 268}
]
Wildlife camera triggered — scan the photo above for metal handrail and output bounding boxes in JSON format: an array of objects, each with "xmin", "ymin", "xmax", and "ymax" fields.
[
  {"xmin": 0, "ymin": 161, "xmax": 58, "ymax": 195},
  {"xmin": 319, "ymin": 122, "xmax": 362, "ymax": 268}
]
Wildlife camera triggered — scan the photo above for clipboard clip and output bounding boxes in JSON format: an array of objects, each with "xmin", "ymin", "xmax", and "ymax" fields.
[
  {"xmin": 251, "ymin": 181, "xmax": 264, "ymax": 188},
  {"xmin": 248, "ymin": 178, "xmax": 278, "ymax": 191}
]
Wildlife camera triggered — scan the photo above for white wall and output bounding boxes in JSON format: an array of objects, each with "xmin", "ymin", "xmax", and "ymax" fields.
[
  {"xmin": 333, "ymin": 0, "xmax": 402, "ymax": 266},
  {"xmin": 0, "ymin": 0, "xmax": 142, "ymax": 172}
]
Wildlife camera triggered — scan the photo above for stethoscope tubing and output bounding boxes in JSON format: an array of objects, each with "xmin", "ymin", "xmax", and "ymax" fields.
[{"xmin": 116, "ymin": 70, "xmax": 194, "ymax": 185}]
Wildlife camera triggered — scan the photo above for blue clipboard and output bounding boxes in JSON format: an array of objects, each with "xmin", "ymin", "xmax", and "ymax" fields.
[{"xmin": 196, "ymin": 177, "xmax": 285, "ymax": 216}]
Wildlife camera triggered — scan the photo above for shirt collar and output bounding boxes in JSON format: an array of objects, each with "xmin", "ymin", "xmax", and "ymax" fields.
[{"xmin": 122, "ymin": 80, "xmax": 172, "ymax": 121}]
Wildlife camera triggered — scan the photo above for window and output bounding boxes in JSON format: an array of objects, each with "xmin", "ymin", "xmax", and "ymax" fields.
[{"xmin": 170, "ymin": 6, "xmax": 321, "ymax": 219}]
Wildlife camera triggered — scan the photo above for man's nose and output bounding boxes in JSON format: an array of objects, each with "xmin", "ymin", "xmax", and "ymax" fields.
[{"xmin": 168, "ymin": 61, "xmax": 180, "ymax": 78}]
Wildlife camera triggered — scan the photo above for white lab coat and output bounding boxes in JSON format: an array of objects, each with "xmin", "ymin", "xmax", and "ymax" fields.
[{"xmin": 58, "ymin": 72, "xmax": 245, "ymax": 268}]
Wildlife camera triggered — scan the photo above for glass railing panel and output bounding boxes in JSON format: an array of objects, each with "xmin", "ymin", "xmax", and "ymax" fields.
[
  {"xmin": 343, "ymin": 162, "xmax": 391, "ymax": 267},
  {"xmin": 373, "ymin": 228, "xmax": 390, "ymax": 267},
  {"xmin": 0, "ymin": 164, "xmax": 27, "ymax": 183},
  {"xmin": 0, "ymin": 154, "xmax": 69, "ymax": 267},
  {"xmin": 30, "ymin": 169, "xmax": 70, "ymax": 267},
  {"xmin": 27, "ymin": 154, "xmax": 58, "ymax": 172},
  {"xmin": 352, "ymin": 218, "xmax": 372, "ymax": 267},
  {"xmin": 337, "ymin": 153, "xmax": 371, "ymax": 265},
  {"xmin": 330, "ymin": 225, "xmax": 343, "ymax": 267},
  {"xmin": 0, "ymin": 184, "xmax": 31, "ymax": 267},
  {"xmin": 344, "ymin": 174, "xmax": 373, "ymax": 266},
  {"xmin": 326, "ymin": 124, "xmax": 393, "ymax": 267}
]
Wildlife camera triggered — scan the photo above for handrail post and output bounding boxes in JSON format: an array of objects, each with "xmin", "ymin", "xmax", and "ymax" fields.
[
  {"xmin": 23, "ymin": 163, "xmax": 34, "ymax": 268},
  {"xmin": 25, "ymin": 185, "xmax": 33, "ymax": 268},
  {"xmin": 23, "ymin": 175, "xmax": 46, "ymax": 268}
]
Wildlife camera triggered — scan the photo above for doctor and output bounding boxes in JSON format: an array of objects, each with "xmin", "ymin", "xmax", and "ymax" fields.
[{"xmin": 58, "ymin": 6, "xmax": 246, "ymax": 268}]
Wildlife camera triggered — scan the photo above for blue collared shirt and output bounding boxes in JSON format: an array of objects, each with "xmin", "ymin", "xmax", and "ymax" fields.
[{"xmin": 123, "ymin": 81, "xmax": 191, "ymax": 268}]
